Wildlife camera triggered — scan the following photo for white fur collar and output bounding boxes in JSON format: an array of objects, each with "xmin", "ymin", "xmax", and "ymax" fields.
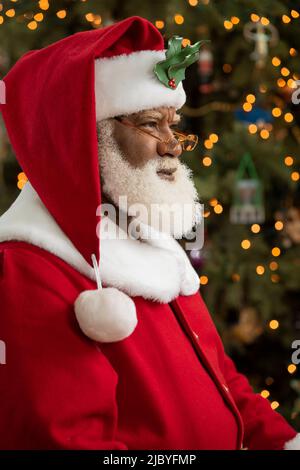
[{"xmin": 0, "ymin": 183, "xmax": 200, "ymax": 303}]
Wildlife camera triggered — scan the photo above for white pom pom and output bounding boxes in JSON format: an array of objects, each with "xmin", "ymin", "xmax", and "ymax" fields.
[{"xmin": 74, "ymin": 287, "xmax": 137, "ymax": 343}]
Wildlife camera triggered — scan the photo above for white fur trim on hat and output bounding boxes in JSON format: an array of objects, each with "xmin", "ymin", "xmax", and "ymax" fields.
[
  {"xmin": 94, "ymin": 50, "xmax": 186, "ymax": 121},
  {"xmin": 284, "ymin": 433, "xmax": 300, "ymax": 450}
]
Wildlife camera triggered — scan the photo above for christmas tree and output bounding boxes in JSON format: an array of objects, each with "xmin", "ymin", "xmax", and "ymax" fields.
[{"xmin": 0, "ymin": 0, "xmax": 299, "ymax": 427}]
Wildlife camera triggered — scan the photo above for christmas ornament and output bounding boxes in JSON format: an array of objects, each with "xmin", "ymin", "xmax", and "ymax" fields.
[
  {"xmin": 197, "ymin": 47, "xmax": 214, "ymax": 94},
  {"xmin": 231, "ymin": 306, "xmax": 263, "ymax": 345},
  {"xmin": 189, "ymin": 248, "xmax": 205, "ymax": 270},
  {"xmin": 235, "ymin": 106, "xmax": 273, "ymax": 126},
  {"xmin": 285, "ymin": 206, "xmax": 300, "ymax": 245},
  {"xmin": 230, "ymin": 152, "xmax": 265, "ymax": 224},
  {"xmin": 243, "ymin": 21, "xmax": 279, "ymax": 68}
]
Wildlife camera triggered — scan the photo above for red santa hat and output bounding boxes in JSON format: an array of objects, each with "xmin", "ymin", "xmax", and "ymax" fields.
[{"xmin": 0, "ymin": 16, "xmax": 199, "ymax": 343}]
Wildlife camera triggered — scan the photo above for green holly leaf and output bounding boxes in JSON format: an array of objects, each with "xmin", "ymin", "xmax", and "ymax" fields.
[
  {"xmin": 165, "ymin": 36, "xmax": 183, "ymax": 60},
  {"xmin": 154, "ymin": 36, "xmax": 210, "ymax": 90}
]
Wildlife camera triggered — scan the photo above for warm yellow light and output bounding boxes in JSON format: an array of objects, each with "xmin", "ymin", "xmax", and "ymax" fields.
[
  {"xmin": 269, "ymin": 320, "xmax": 279, "ymax": 330},
  {"xmin": 17, "ymin": 180, "xmax": 27, "ymax": 190},
  {"xmin": 256, "ymin": 265, "xmax": 265, "ymax": 275},
  {"xmin": 269, "ymin": 261, "xmax": 278, "ymax": 271},
  {"xmin": 271, "ymin": 274, "xmax": 280, "ymax": 283},
  {"xmin": 209, "ymin": 198, "xmax": 218, "ymax": 207},
  {"xmin": 284, "ymin": 112, "xmax": 294, "ymax": 123},
  {"xmin": 261, "ymin": 17, "xmax": 269, "ymax": 25},
  {"xmin": 0, "ymin": 16, "xmax": 4, "ymax": 25},
  {"xmin": 5, "ymin": 8, "xmax": 15, "ymax": 17},
  {"xmin": 281, "ymin": 67, "xmax": 290, "ymax": 77},
  {"xmin": 272, "ymin": 107, "xmax": 282, "ymax": 117},
  {"xmin": 209, "ymin": 133, "xmax": 219, "ymax": 143},
  {"xmin": 241, "ymin": 239, "xmax": 251, "ymax": 250},
  {"xmin": 56, "ymin": 10, "xmax": 67, "ymax": 19},
  {"xmin": 204, "ymin": 210, "xmax": 210, "ymax": 218},
  {"xmin": 93, "ymin": 15, "xmax": 101, "ymax": 26},
  {"xmin": 275, "ymin": 221, "xmax": 284, "ymax": 231},
  {"xmin": 188, "ymin": 0, "xmax": 198, "ymax": 5},
  {"xmin": 290, "ymin": 48, "xmax": 297, "ymax": 56},
  {"xmin": 182, "ymin": 38, "xmax": 191, "ymax": 47},
  {"xmin": 34, "ymin": 13, "xmax": 43, "ymax": 21},
  {"xmin": 277, "ymin": 78, "xmax": 286, "ymax": 87},
  {"xmin": 291, "ymin": 10, "xmax": 300, "ymax": 18},
  {"xmin": 243, "ymin": 102, "xmax": 252, "ymax": 112},
  {"xmin": 39, "ymin": 0, "xmax": 49, "ymax": 11},
  {"xmin": 287, "ymin": 79, "xmax": 296, "ymax": 88},
  {"xmin": 272, "ymin": 57, "xmax": 281, "ymax": 66},
  {"xmin": 251, "ymin": 14, "xmax": 260, "ymax": 22},
  {"xmin": 282, "ymin": 14, "xmax": 291, "ymax": 23},
  {"xmin": 288, "ymin": 364, "xmax": 297, "ymax": 374},
  {"xmin": 246, "ymin": 94, "xmax": 256, "ymax": 104},
  {"xmin": 231, "ymin": 16, "xmax": 240, "ymax": 25},
  {"xmin": 271, "ymin": 401, "xmax": 279, "ymax": 410},
  {"xmin": 232, "ymin": 273, "xmax": 240, "ymax": 282},
  {"xmin": 204, "ymin": 139, "xmax": 213, "ymax": 149},
  {"xmin": 248, "ymin": 124, "xmax": 257, "ymax": 134},
  {"xmin": 260, "ymin": 129, "xmax": 269, "ymax": 139},
  {"xmin": 155, "ymin": 20, "xmax": 164, "ymax": 29},
  {"xmin": 27, "ymin": 20, "xmax": 38, "ymax": 30},
  {"xmin": 261, "ymin": 390, "xmax": 270, "ymax": 398},
  {"xmin": 291, "ymin": 171, "xmax": 300, "ymax": 181},
  {"xmin": 284, "ymin": 156, "xmax": 294, "ymax": 166},
  {"xmin": 214, "ymin": 204, "xmax": 223, "ymax": 214},
  {"xmin": 200, "ymin": 275, "xmax": 208, "ymax": 285},
  {"xmin": 251, "ymin": 224, "xmax": 261, "ymax": 233},
  {"xmin": 17, "ymin": 172, "xmax": 27, "ymax": 181},
  {"xmin": 202, "ymin": 156, "xmax": 212, "ymax": 166},
  {"xmin": 85, "ymin": 13, "xmax": 94, "ymax": 22},
  {"xmin": 174, "ymin": 14, "xmax": 184, "ymax": 25},
  {"xmin": 272, "ymin": 247, "xmax": 281, "ymax": 257},
  {"xmin": 223, "ymin": 63, "xmax": 232, "ymax": 73},
  {"xmin": 224, "ymin": 20, "xmax": 233, "ymax": 30}
]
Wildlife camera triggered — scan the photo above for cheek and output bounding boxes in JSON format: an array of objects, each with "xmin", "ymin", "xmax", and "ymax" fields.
[{"xmin": 115, "ymin": 129, "xmax": 158, "ymax": 168}]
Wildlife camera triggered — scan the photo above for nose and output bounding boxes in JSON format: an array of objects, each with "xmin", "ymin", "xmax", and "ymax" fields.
[{"xmin": 157, "ymin": 137, "xmax": 183, "ymax": 158}]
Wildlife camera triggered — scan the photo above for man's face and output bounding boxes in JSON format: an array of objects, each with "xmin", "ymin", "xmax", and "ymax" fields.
[
  {"xmin": 112, "ymin": 106, "xmax": 182, "ymax": 178},
  {"xmin": 97, "ymin": 106, "xmax": 200, "ymax": 238}
]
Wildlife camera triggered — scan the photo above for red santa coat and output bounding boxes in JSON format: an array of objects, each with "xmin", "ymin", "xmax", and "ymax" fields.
[
  {"xmin": 0, "ymin": 184, "xmax": 298, "ymax": 450},
  {"xmin": 0, "ymin": 16, "xmax": 299, "ymax": 450}
]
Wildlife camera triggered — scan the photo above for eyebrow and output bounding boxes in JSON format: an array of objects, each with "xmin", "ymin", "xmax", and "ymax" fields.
[{"xmin": 137, "ymin": 111, "xmax": 182, "ymax": 123}]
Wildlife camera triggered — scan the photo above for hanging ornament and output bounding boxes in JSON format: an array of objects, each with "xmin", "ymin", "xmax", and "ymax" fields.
[
  {"xmin": 230, "ymin": 152, "xmax": 265, "ymax": 224},
  {"xmin": 230, "ymin": 306, "xmax": 263, "ymax": 345},
  {"xmin": 243, "ymin": 21, "xmax": 279, "ymax": 69},
  {"xmin": 197, "ymin": 46, "xmax": 214, "ymax": 94},
  {"xmin": 189, "ymin": 248, "xmax": 205, "ymax": 270},
  {"xmin": 235, "ymin": 106, "xmax": 273, "ymax": 127},
  {"xmin": 284, "ymin": 206, "xmax": 300, "ymax": 245}
]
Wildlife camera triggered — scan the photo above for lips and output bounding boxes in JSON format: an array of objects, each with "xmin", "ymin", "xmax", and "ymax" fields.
[{"xmin": 156, "ymin": 167, "xmax": 177, "ymax": 181}]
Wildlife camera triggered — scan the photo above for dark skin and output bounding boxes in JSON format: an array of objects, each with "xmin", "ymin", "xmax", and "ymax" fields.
[
  {"xmin": 101, "ymin": 106, "xmax": 183, "ymax": 227},
  {"xmin": 112, "ymin": 106, "xmax": 183, "ymax": 171}
]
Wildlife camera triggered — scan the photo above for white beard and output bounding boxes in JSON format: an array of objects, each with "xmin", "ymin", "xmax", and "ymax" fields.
[{"xmin": 97, "ymin": 119, "xmax": 202, "ymax": 238}]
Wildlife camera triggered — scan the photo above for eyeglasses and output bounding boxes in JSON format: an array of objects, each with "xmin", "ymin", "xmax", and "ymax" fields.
[{"xmin": 114, "ymin": 116, "xmax": 198, "ymax": 152}]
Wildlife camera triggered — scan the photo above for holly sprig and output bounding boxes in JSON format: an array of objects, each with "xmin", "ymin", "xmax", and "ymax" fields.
[{"xmin": 154, "ymin": 36, "xmax": 209, "ymax": 90}]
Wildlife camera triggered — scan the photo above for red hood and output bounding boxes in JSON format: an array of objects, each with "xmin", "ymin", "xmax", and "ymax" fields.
[{"xmin": 0, "ymin": 16, "xmax": 164, "ymax": 266}]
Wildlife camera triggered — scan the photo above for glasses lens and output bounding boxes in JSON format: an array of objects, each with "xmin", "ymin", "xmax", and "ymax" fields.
[
  {"xmin": 173, "ymin": 131, "xmax": 198, "ymax": 151},
  {"xmin": 184, "ymin": 134, "xmax": 198, "ymax": 151}
]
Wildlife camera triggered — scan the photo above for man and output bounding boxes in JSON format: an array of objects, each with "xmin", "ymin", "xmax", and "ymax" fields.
[{"xmin": 0, "ymin": 16, "xmax": 299, "ymax": 450}]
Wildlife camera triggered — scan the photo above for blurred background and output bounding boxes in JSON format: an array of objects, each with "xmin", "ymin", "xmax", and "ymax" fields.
[{"xmin": 0, "ymin": 0, "xmax": 300, "ymax": 427}]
